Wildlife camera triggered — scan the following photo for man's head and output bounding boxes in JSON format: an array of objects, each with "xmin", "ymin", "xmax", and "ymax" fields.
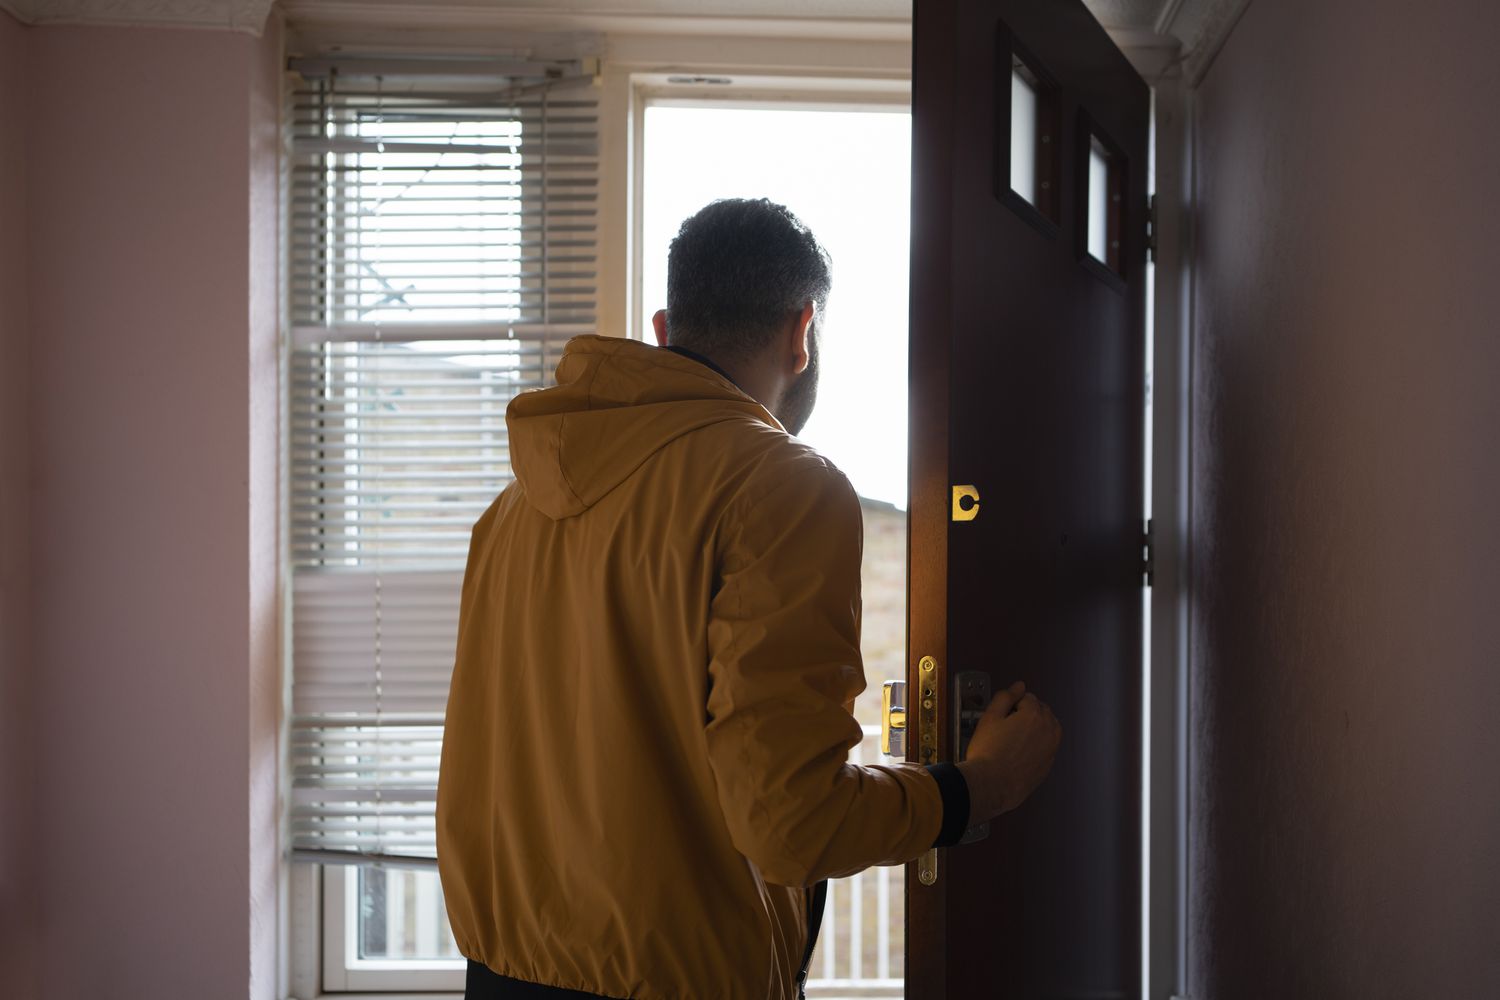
[{"xmin": 652, "ymin": 198, "xmax": 831, "ymax": 435}]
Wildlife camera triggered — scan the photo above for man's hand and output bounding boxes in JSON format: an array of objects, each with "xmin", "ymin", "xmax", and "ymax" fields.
[{"xmin": 955, "ymin": 681, "xmax": 1062, "ymax": 824}]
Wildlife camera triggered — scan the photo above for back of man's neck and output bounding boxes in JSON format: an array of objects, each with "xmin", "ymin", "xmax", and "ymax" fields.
[{"xmin": 663, "ymin": 344, "xmax": 743, "ymax": 392}]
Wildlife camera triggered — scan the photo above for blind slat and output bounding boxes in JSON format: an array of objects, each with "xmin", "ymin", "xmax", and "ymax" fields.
[
  {"xmin": 289, "ymin": 71, "xmax": 599, "ymax": 330},
  {"xmin": 288, "ymin": 341, "xmax": 566, "ymax": 855},
  {"xmin": 289, "ymin": 58, "xmax": 591, "ymax": 862}
]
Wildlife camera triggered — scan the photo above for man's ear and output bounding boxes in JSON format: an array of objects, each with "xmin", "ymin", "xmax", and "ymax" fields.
[
  {"xmin": 652, "ymin": 309, "xmax": 670, "ymax": 347},
  {"xmin": 788, "ymin": 303, "xmax": 815, "ymax": 375}
]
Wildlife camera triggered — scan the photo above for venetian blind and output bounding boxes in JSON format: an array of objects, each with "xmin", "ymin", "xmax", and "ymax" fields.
[{"xmin": 287, "ymin": 55, "xmax": 598, "ymax": 866}]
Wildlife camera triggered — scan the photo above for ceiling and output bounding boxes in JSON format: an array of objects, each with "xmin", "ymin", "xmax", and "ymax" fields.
[
  {"xmin": 5, "ymin": 0, "xmax": 1234, "ymax": 76},
  {"xmin": 280, "ymin": 0, "xmax": 1181, "ymax": 33}
]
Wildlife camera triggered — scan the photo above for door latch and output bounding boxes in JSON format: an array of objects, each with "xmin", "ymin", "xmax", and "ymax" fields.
[
  {"xmin": 881, "ymin": 680, "xmax": 907, "ymax": 757},
  {"xmin": 909, "ymin": 660, "xmax": 992, "ymax": 888},
  {"xmin": 881, "ymin": 672, "xmax": 937, "ymax": 885}
]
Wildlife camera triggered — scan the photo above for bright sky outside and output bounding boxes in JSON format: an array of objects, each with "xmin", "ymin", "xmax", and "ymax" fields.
[{"xmin": 642, "ymin": 105, "xmax": 913, "ymax": 508}]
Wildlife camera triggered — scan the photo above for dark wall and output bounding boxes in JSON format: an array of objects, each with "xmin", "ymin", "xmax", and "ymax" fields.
[{"xmin": 1189, "ymin": 0, "xmax": 1500, "ymax": 995}]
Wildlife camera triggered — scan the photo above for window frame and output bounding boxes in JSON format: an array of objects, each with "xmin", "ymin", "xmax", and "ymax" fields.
[
  {"xmin": 322, "ymin": 865, "xmax": 466, "ymax": 993},
  {"xmin": 626, "ymin": 72, "xmax": 912, "ymax": 345}
]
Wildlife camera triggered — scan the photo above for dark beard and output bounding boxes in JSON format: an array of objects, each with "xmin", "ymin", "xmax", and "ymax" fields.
[{"xmin": 777, "ymin": 334, "xmax": 820, "ymax": 436}]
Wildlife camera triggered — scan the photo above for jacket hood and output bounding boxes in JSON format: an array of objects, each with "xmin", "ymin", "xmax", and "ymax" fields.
[{"xmin": 507, "ymin": 335, "xmax": 783, "ymax": 520}]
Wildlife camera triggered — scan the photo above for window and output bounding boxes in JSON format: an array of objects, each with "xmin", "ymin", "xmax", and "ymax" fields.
[
  {"xmin": 640, "ymin": 96, "xmax": 912, "ymax": 995},
  {"xmin": 285, "ymin": 52, "xmax": 599, "ymax": 991},
  {"xmin": 289, "ymin": 58, "xmax": 912, "ymax": 997},
  {"xmin": 641, "ymin": 103, "xmax": 911, "ymax": 510},
  {"xmin": 1082, "ymin": 126, "xmax": 1126, "ymax": 277},
  {"xmin": 1009, "ymin": 63, "xmax": 1040, "ymax": 204},
  {"xmin": 999, "ymin": 40, "xmax": 1059, "ymax": 228}
]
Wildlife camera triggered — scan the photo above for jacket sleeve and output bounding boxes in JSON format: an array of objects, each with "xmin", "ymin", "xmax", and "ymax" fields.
[{"xmin": 703, "ymin": 463, "xmax": 948, "ymax": 887}]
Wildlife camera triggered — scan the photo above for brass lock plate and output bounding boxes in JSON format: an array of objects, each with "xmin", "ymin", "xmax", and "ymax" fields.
[
  {"xmin": 916, "ymin": 656, "xmax": 940, "ymax": 885},
  {"xmin": 951, "ymin": 484, "xmax": 980, "ymax": 521},
  {"xmin": 917, "ymin": 656, "xmax": 938, "ymax": 765},
  {"xmin": 918, "ymin": 847, "xmax": 938, "ymax": 886}
]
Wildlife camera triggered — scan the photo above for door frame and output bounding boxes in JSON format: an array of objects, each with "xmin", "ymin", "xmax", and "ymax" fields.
[{"xmin": 1143, "ymin": 66, "xmax": 1192, "ymax": 1000}]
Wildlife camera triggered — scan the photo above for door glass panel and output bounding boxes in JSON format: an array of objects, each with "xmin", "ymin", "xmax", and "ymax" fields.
[
  {"xmin": 1010, "ymin": 68, "xmax": 1038, "ymax": 206},
  {"xmin": 1088, "ymin": 142, "xmax": 1110, "ymax": 261},
  {"xmin": 1084, "ymin": 132, "xmax": 1124, "ymax": 275},
  {"xmin": 1007, "ymin": 54, "xmax": 1057, "ymax": 222}
]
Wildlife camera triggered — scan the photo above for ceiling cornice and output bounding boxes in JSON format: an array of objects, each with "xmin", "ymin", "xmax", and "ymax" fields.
[
  {"xmin": 279, "ymin": 2, "xmax": 909, "ymax": 43},
  {"xmin": 1157, "ymin": 0, "xmax": 1254, "ymax": 83},
  {"xmin": 0, "ymin": 0, "xmax": 1249, "ymax": 82},
  {"xmin": 0, "ymin": 0, "xmax": 274, "ymax": 34},
  {"xmin": 277, "ymin": 1, "xmax": 1249, "ymax": 85}
]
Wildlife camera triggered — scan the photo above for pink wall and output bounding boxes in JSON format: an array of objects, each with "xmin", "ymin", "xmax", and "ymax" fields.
[
  {"xmin": 12, "ymin": 17, "xmax": 282, "ymax": 999},
  {"xmin": 1, "ymin": 10, "xmax": 40, "ymax": 1000},
  {"xmin": 1189, "ymin": 0, "xmax": 1500, "ymax": 995}
]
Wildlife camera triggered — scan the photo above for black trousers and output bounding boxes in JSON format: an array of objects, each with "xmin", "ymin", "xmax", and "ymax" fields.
[
  {"xmin": 466, "ymin": 961, "xmax": 610, "ymax": 999},
  {"xmin": 464, "ymin": 957, "xmax": 815, "ymax": 1000}
]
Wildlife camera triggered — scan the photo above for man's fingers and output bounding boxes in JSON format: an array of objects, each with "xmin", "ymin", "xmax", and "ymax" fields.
[{"xmin": 990, "ymin": 680, "xmax": 1026, "ymax": 715}]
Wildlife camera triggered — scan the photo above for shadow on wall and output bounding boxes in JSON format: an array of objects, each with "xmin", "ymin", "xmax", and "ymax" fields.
[{"xmin": 1188, "ymin": 0, "xmax": 1500, "ymax": 996}]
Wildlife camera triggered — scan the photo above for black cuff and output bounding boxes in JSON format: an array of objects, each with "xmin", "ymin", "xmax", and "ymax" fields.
[{"xmin": 925, "ymin": 762, "xmax": 971, "ymax": 848}]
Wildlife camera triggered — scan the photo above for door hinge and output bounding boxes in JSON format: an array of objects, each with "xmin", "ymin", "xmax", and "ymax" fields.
[
  {"xmin": 1141, "ymin": 517, "xmax": 1155, "ymax": 587},
  {"xmin": 1146, "ymin": 193, "xmax": 1158, "ymax": 263}
]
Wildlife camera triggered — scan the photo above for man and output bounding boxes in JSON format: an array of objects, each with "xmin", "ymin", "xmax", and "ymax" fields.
[{"xmin": 436, "ymin": 198, "xmax": 1062, "ymax": 1000}]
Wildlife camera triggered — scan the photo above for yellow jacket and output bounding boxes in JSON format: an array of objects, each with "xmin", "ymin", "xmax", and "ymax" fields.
[{"xmin": 437, "ymin": 335, "xmax": 961, "ymax": 999}]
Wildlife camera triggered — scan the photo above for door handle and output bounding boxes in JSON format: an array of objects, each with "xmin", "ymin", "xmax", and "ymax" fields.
[
  {"xmin": 901, "ymin": 660, "xmax": 993, "ymax": 888},
  {"xmin": 951, "ymin": 671, "xmax": 992, "ymax": 846}
]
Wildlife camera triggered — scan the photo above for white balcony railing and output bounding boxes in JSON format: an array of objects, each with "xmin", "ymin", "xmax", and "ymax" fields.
[{"xmin": 803, "ymin": 725, "xmax": 904, "ymax": 997}]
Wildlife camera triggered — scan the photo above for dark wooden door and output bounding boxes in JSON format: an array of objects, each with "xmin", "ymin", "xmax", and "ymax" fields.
[{"xmin": 906, "ymin": 1, "xmax": 1149, "ymax": 998}]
